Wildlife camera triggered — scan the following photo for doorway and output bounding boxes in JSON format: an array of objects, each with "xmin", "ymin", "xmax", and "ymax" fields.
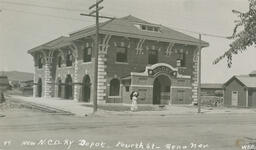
[
  {"xmin": 65, "ymin": 75, "xmax": 73, "ymax": 99},
  {"xmin": 37, "ymin": 78, "xmax": 42, "ymax": 97},
  {"xmin": 57, "ymin": 78, "xmax": 62, "ymax": 98},
  {"xmin": 231, "ymin": 91, "xmax": 238, "ymax": 106},
  {"xmin": 153, "ymin": 75, "xmax": 171, "ymax": 104},
  {"xmin": 82, "ymin": 75, "xmax": 91, "ymax": 102}
]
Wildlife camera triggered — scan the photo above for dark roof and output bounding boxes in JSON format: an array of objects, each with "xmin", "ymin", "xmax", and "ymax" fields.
[
  {"xmin": 28, "ymin": 36, "xmax": 70, "ymax": 53},
  {"xmin": 71, "ymin": 15, "xmax": 209, "ymax": 46},
  {"xmin": 225, "ymin": 75, "xmax": 256, "ymax": 88},
  {"xmin": 235, "ymin": 75, "xmax": 256, "ymax": 88},
  {"xmin": 201, "ymin": 83, "xmax": 223, "ymax": 89},
  {"xmin": 249, "ymin": 70, "xmax": 256, "ymax": 76},
  {"xmin": 28, "ymin": 15, "xmax": 209, "ymax": 53}
]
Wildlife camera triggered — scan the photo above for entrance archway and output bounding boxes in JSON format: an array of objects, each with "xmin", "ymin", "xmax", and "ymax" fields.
[
  {"xmin": 57, "ymin": 78, "xmax": 62, "ymax": 98},
  {"xmin": 153, "ymin": 75, "xmax": 171, "ymax": 104},
  {"xmin": 65, "ymin": 75, "xmax": 73, "ymax": 99},
  {"xmin": 82, "ymin": 75, "xmax": 91, "ymax": 102},
  {"xmin": 37, "ymin": 78, "xmax": 42, "ymax": 97}
]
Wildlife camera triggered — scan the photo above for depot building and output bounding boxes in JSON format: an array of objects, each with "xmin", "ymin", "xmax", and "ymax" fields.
[{"xmin": 28, "ymin": 15, "xmax": 209, "ymax": 105}]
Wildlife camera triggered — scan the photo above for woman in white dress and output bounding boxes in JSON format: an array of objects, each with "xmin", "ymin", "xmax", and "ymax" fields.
[{"xmin": 130, "ymin": 91, "xmax": 139, "ymax": 112}]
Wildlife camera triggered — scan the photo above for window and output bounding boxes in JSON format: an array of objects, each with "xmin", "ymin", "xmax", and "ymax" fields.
[
  {"xmin": 147, "ymin": 26, "xmax": 153, "ymax": 31},
  {"xmin": 109, "ymin": 79, "xmax": 120, "ymax": 96},
  {"xmin": 153, "ymin": 27, "xmax": 160, "ymax": 32},
  {"xmin": 177, "ymin": 90, "xmax": 185, "ymax": 101},
  {"xmin": 141, "ymin": 25, "xmax": 146, "ymax": 30},
  {"xmin": 38, "ymin": 55, "xmax": 43, "ymax": 69},
  {"xmin": 139, "ymin": 24, "xmax": 160, "ymax": 32},
  {"xmin": 83, "ymin": 47, "xmax": 92, "ymax": 62},
  {"xmin": 116, "ymin": 47, "xmax": 127, "ymax": 62},
  {"xmin": 177, "ymin": 52, "xmax": 186, "ymax": 67},
  {"xmin": 66, "ymin": 50, "xmax": 73, "ymax": 67},
  {"xmin": 57, "ymin": 56, "xmax": 62, "ymax": 68},
  {"xmin": 125, "ymin": 86, "xmax": 130, "ymax": 92},
  {"xmin": 148, "ymin": 50, "xmax": 158, "ymax": 65}
]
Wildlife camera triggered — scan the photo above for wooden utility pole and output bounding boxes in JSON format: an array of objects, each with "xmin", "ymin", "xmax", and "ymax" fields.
[
  {"xmin": 80, "ymin": 0, "xmax": 114, "ymax": 113},
  {"xmin": 198, "ymin": 34, "xmax": 202, "ymax": 113}
]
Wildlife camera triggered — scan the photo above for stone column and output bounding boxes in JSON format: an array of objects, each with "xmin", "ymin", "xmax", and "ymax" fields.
[
  {"xmin": 97, "ymin": 53, "xmax": 107, "ymax": 103},
  {"xmin": 33, "ymin": 66, "xmax": 36, "ymax": 97},
  {"xmin": 69, "ymin": 44, "xmax": 80, "ymax": 101},
  {"xmin": 31, "ymin": 53, "xmax": 37, "ymax": 97},
  {"xmin": 96, "ymin": 35, "xmax": 111, "ymax": 103},
  {"xmin": 73, "ymin": 57, "xmax": 79, "ymax": 101},
  {"xmin": 192, "ymin": 48, "xmax": 200, "ymax": 104},
  {"xmin": 44, "ymin": 56, "xmax": 54, "ymax": 98}
]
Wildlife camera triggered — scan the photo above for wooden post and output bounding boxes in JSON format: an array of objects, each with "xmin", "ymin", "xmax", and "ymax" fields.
[
  {"xmin": 81, "ymin": 0, "xmax": 114, "ymax": 113},
  {"xmin": 93, "ymin": 2, "xmax": 100, "ymax": 113}
]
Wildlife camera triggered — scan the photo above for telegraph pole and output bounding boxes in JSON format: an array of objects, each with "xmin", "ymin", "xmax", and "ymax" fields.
[
  {"xmin": 80, "ymin": 0, "xmax": 114, "ymax": 113},
  {"xmin": 198, "ymin": 34, "xmax": 202, "ymax": 113}
]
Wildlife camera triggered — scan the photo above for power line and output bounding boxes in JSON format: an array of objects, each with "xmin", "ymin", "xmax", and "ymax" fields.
[
  {"xmin": 1, "ymin": 8, "xmax": 96, "ymax": 23},
  {"xmin": 2, "ymin": 7, "xmax": 230, "ymax": 39},
  {"xmin": 0, "ymin": 1, "xmax": 231, "ymax": 39},
  {"xmin": 0, "ymin": 1, "xmax": 230, "ymax": 39},
  {"xmin": 164, "ymin": 25, "xmax": 230, "ymax": 39},
  {"xmin": 0, "ymin": 0, "xmax": 85, "ymax": 12}
]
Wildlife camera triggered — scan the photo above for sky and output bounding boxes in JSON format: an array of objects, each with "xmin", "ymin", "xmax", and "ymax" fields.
[{"xmin": 0, "ymin": 0, "xmax": 255, "ymax": 83}]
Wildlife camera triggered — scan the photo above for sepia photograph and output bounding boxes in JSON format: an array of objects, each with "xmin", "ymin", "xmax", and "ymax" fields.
[{"xmin": 0, "ymin": 0, "xmax": 256, "ymax": 149}]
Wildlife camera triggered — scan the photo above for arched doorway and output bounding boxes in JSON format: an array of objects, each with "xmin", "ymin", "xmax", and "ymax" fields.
[
  {"xmin": 109, "ymin": 79, "xmax": 120, "ymax": 96},
  {"xmin": 65, "ymin": 75, "xmax": 73, "ymax": 99},
  {"xmin": 37, "ymin": 78, "xmax": 42, "ymax": 97},
  {"xmin": 153, "ymin": 75, "xmax": 171, "ymax": 105},
  {"xmin": 57, "ymin": 78, "xmax": 62, "ymax": 98},
  {"xmin": 82, "ymin": 75, "xmax": 91, "ymax": 102}
]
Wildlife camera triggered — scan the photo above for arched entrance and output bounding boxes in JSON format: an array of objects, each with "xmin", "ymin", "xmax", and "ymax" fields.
[
  {"xmin": 37, "ymin": 78, "xmax": 42, "ymax": 97},
  {"xmin": 153, "ymin": 75, "xmax": 171, "ymax": 104},
  {"xmin": 65, "ymin": 75, "xmax": 73, "ymax": 99},
  {"xmin": 82, "ymin": 75, "xmax": 91, "ymax": 102},
  {"xmin": 57, "ymin": 78, "xmax": 62, "ymax": 98}
]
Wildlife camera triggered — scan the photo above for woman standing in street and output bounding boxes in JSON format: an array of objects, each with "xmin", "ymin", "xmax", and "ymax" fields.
[{"xmin": 130, "ymin": 91, "xmax": 139, "ymax": 112}]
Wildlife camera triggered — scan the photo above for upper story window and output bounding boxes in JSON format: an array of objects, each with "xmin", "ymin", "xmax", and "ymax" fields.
[
  {"xmin": 116, "ymin": 47, "xmax": 127, "ymax": 63},
  {"xmin": 66, "ymin": 50, "xmax": 73, "ymax": 67},
  {"xmin": 176, "ymin": 52, "xmax": 186, "ymax": 67},
  {"xmin": 38, "ymin": 55, "xmax": 43, "ymax": 69},
  {"xmin": 57, "ymin": 56, "xmax": 62, "ymax": 68},
  {"xmin": 83, "ymin": 47, "xmax": 92, "ymax": 62},
  {"xmin": 148, "ymin": 50, "xmax": 158, "ymax": 65},
  {"xmin": 139, "ymin": 24, "xmax": 161, "ymax": 32}
]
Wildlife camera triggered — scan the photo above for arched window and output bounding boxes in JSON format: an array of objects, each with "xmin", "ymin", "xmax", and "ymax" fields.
[
  {"xmin": 109, "ymin": 79, "xmax": 120, "ymax": 96},
  {"xmin": 58, "ymin": 56, "xmax": 62, "ymax": 68},
  {"xmin": 66, "ymin": 50, "xmax": 73, "ymax": 67},
  {"xmin": 38, "ymin": 54, "xmax": 43, "ymax": 69}
]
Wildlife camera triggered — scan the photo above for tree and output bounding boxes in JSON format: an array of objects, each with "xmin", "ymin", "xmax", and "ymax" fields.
[{"xmin": 214, "ymin": 0, "xmax": 256, "ymax": 67}]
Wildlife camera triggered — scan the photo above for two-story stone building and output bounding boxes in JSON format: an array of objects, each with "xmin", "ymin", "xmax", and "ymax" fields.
[{"xmin": 28, "ymin": 15, "xmax": 209, "ymax": 105}]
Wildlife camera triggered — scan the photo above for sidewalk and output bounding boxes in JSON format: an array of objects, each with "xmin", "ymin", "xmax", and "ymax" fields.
[
  {"xmin": 9, "ymin": 95, "xmax": 256, "ymax": 117},
  {"xmin": 10, "ymin": 95, "xmax": 93, "ymax": 117}
]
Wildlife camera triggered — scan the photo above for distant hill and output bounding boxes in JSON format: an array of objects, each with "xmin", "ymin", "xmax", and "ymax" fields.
[{"xmin": 1, "ymin": 71, "xmax": 34, "ymax": 81}]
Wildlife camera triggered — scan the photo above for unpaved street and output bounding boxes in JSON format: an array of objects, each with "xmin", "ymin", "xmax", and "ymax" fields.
[{"xmin": 0, "ymin": 99, "xmax": 256, "ymax": 150}]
